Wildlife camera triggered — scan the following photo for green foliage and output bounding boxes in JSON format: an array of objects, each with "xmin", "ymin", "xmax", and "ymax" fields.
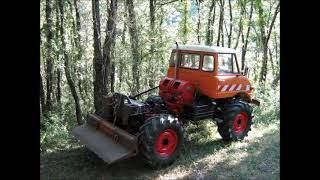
[
  {"xmin": 252, "ymin": 84, "xmax": 280, "ymax": 125},
  {"xmin": 40, "ymin": 110, "xmax": 72, "ymax": 153}
]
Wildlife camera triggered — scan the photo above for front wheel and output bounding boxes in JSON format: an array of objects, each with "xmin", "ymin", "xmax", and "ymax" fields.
[
  {"xmin": 138, "ymin": 114, "xmax": 184, "ymax": 168},
  {"xmin": 217, "ymin": 100, "xmax": 253, "ymax": 141}
]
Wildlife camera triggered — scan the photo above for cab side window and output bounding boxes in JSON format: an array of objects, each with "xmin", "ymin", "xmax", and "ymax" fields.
[
  {"xmin": 218, "ymin": 53, "xmax": 239, "ymax": 74},
  {"xmin": 202, "ymin": 55, "xmax": 214, "ymax": 71},
  {"xmin": 169, "ymin": 51, "xmax": 177, "ymax": 67},
  {"xmin": 180, "ymin": 53, "xmax": 200, "ymax": 69}
]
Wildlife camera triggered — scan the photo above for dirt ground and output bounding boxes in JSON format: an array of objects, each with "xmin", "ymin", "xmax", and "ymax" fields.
[{"xmin": 40, "ymin": 120, "xmax": 280, "ymax": 180}]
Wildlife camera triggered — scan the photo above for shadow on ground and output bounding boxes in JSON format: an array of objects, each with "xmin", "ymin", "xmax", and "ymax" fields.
[
  {"xmin": 40, "ymin": 121, "xmax": 279, "ymax": 180},
  {"xmin": 182, "ymin": 129, "xmax": 280, "ymax": 179},
  {"xmin": 40, "ymin": 140, "xmax": 228, "ymax": 179}
]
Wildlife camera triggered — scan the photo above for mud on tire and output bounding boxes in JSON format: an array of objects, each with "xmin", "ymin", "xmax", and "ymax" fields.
[
  {"xmin": 217, "ymin": 99, "xmax": 253, "ymax": 141},
  {"xmin": 138, "ymin": 114, "xmax": 184, "ymax": 168}
]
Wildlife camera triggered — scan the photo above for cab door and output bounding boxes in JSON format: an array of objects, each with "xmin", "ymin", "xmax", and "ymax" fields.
[
  {"xmin": 215, "ymin": 53, "xmax": 248, "ymax": 99},
  {"xmin": 198, "ymin": 53, "xmax": 218, "ymax": 98}
]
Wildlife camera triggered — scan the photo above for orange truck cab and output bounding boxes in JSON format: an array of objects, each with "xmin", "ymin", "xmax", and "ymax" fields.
[{"xmin": 164, "ymin": 45, "xmax": 254, "ymax": 100}]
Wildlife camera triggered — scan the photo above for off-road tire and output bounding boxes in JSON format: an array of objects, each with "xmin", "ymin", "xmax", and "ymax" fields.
[
  {"xmin": 217, "ymin": 99, "xmax": 253, "ymax": 141},
  {"xmin": 138, "ymin": 114, "xmax": 184, "ymax": 168}
]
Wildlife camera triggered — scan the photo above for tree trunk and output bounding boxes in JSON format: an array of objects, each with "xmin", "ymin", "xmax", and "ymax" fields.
[
  {"xmin": 40, "ymin": 31, "xmax": 46, "ymax": 117},
  {"xmin": 67, "ymin": 0, "xmax": 86, "ymax": 106},
  {"xmin": 211, "ymin": 1, "xmax": 216, "ymax": 45},
  {"xmin": 227, "ymin": 0, "xmax": 232, "ymax": 48},
  {"xmin": 121, "ymin": 0, "xmax": 127, "ymax": 45},
  {"xmin": 205, "ymin": 0, "xmax": 215, "ymax": 46},
  {"xmin": 253, "ymin": 51, "xmax": 258, "ymax": 82},
  {"xmin": 126, "ymin": 0, "xmax": 141, "ymax": 95},
  {"xmin": 233, "ymin": 0, "xmax": 244, "ymax": 49},
  {"xmin": 217, "ymin": 0, "xmax": 224, "ymax": 46},
  {"xmin": 111, "ymin": 62, "xmax": 115, "ymax": 93},
  {"xmin": 55, "ymin": 0, "xmax": 61, "ymax": 105},
  {"xmin": 119, "ymin": 0, "xmax": 127, "ymax": 90},
  {"xmin": 275, "ymin": 34, "xmax": 278, "ymax": 65},
  {"xmin": 148, "ymin": 0, "xmax": 156, "ymax": 88},
  {"xmin": 40, "ymin": 72, "xmax": 46, "ymax": 116},
  {"xmin": 196, "ymin": 0, "xmax": 201, "ymax": 44},
  {"xmin": 241, "ymin": 0, "xmax": 253, "ymax": 71},
  {"xmin": 73, "ymin": 0, "xmax": 83, "ymax": 66},
  {"xmin": 259, "ymin": 45, "xmax": 268, "ymax": 83},
  {"xmin": 258, "ymin": 1, "xmax": 280, "ymax": 84},
  {"xmin": 78, "ymin": 79, "xmax": 87, "ymax": 105},
  {"xmin": 74, "ymin": 0, "xmax": 81, "ymax": 36},
  {"xmin": 102, "ymin": 0, "xmax": 118, "ymax": 95},
  {"xmin": 56, "ymin": 68, "xmax": 61, "ymax": 104},
  {"xmin": 157, "ymin": 6, "xmax": 165, "ymax": 85},
  {"xmin": 181, "ymin": 0, "xmax": 189, "ymax": 44},
  {"xmin": 59, "ymin": 0, "xmax": 82, "ymax": 125},
  {"xmin": 45, "ymin": 0, "xmax": 54, "ymax": 112},
  {"xmin": 92, "ymin": 0, "xmax": 106, "ymax": 111},
  {"xmin": 272, "ymin": 74, "xmax": 280, "ymax": 88},
  {"xmin": 269, "ymin": 48, "xmax": 275, "ymax": 76}
]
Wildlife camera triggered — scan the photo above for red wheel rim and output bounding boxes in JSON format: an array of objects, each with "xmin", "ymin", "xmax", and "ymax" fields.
[
  {"xmin": 155, "ymin": 129, "xmax": 178, "ymax": 157},
  {"xmin": 233, "ymin": 112, "xmax": 248, "ymax": 134}
]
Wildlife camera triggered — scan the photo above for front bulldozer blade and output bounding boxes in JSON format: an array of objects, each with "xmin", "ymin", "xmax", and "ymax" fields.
[{"xmin": 72, "ymin": 114, "xmax": 138, "ymax": 164}]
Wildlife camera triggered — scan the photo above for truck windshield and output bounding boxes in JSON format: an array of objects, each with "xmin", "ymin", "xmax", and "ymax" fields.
[{"xmin": 218, "ymin": 53, "xmax": 239, "ymax": 74}]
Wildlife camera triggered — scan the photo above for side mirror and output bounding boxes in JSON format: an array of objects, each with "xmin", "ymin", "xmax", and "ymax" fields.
[
  {"xmin": 244, "ymin": 67, "xmax": 249, "ymax": 76},
  {"xmin": 241, "ymin": 67, "xmax": 249, "ymax": 76}
]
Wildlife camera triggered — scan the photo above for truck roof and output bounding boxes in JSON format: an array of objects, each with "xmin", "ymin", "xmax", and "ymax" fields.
[{"xmin": 172, "ymin": 44, "xmax": 236, "ymax": 54}]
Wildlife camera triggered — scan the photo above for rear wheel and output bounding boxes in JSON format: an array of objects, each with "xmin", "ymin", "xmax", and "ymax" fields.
[
  {"xmin": 217, "ymin": 99, "xmax": 253, "ymax": 141},
  {"xmin": 139, "ymin": 114, "xmax": 184, "ymax": 168}
]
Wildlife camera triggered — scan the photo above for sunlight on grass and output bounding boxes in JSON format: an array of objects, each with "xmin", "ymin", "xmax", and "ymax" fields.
[{"xmin": 154, "ymin": 120, "xmax": 280, "ymax": 179}]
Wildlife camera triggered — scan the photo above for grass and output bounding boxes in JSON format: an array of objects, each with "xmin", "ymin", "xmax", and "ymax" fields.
[{"xmin": 40, "ymin": 118, "xmax": 280, "ymax": 180}]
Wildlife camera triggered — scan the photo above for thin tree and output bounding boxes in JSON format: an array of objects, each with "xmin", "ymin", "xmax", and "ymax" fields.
[
  {"xmin": 196, "ymin": 0, "xmax": 201, "ymax": 44},
  {"xmin": 119, "ymin": 0, "xmax": 127, "ymax": 90},
  {"xmin": 40, "ymin": 73, "xmax": 46, "ymax": 129},
  {"xmin": 45, "ymin": 0, "xmax": 54, "ymax": 112},
  {"xmin": 217, "ymin": 0, "xmax": 224, "ymax": 46},
  {"xmin": 58, "ymin": 0, "xmax": 82, "ymax": 125},
  {"xmin": 233, "ymin": 0, "xmax": 244, "ymax": 49},
  {"xmin": 148, "ymin": 0, "xmax": 156, "ymax": 88},
  {"xmin": 73, "ymin": 0, "xmax": 86, "ymax": 100},
  {"xmin": 257, "ymin": 0, "xmax": 280, "ymax": 84},
  {"xmin": 40, "ymin": 72, "xmax": 46, "ymax": 117},
  {"xmin": 102, "ymin": 0, "xmax": 118, "ymax": 93},
  {"xmin": 272, "ymin": 74, "xmax": 280, "ymax": 88},
  {"xmin": 205, "ymin": 0, "xmax": 216, "ymax": 46},
  {"xmin": 180, "ymin": 0, "xmax": 189, "ymax": 44},
  {"xmin": 241, "ymin": 0, "xmax": 254, "ymax": 71},
  {"xmin": 55, "ymin": 0, "xmax": 62, "ymax": 105},
  {"xmin": 40, "ymin": 34, "xmax": 46, "ymax": 116},
  {"xmin": 74, "ymin": 0, "xmax": 82, "ymax": 61},
  {"xmin": 271, "ymin": 32, "xmax": 280, "ymax": 88},
  {"xmin": 92, "ymin": 0, "xmax": 106, "ymax": 111},
  {"xmin": 126, "ymin": 0, "xmax": 141, "ymax": 95},
  {"xmin": 226, "ymin": 0, "xmax": 232, "ymax": 48}
]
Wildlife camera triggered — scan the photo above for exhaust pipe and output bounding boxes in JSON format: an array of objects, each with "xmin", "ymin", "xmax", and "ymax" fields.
[{"xmin": 174, "ymin": 42, "xmax": 179, "ymax": 80}]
